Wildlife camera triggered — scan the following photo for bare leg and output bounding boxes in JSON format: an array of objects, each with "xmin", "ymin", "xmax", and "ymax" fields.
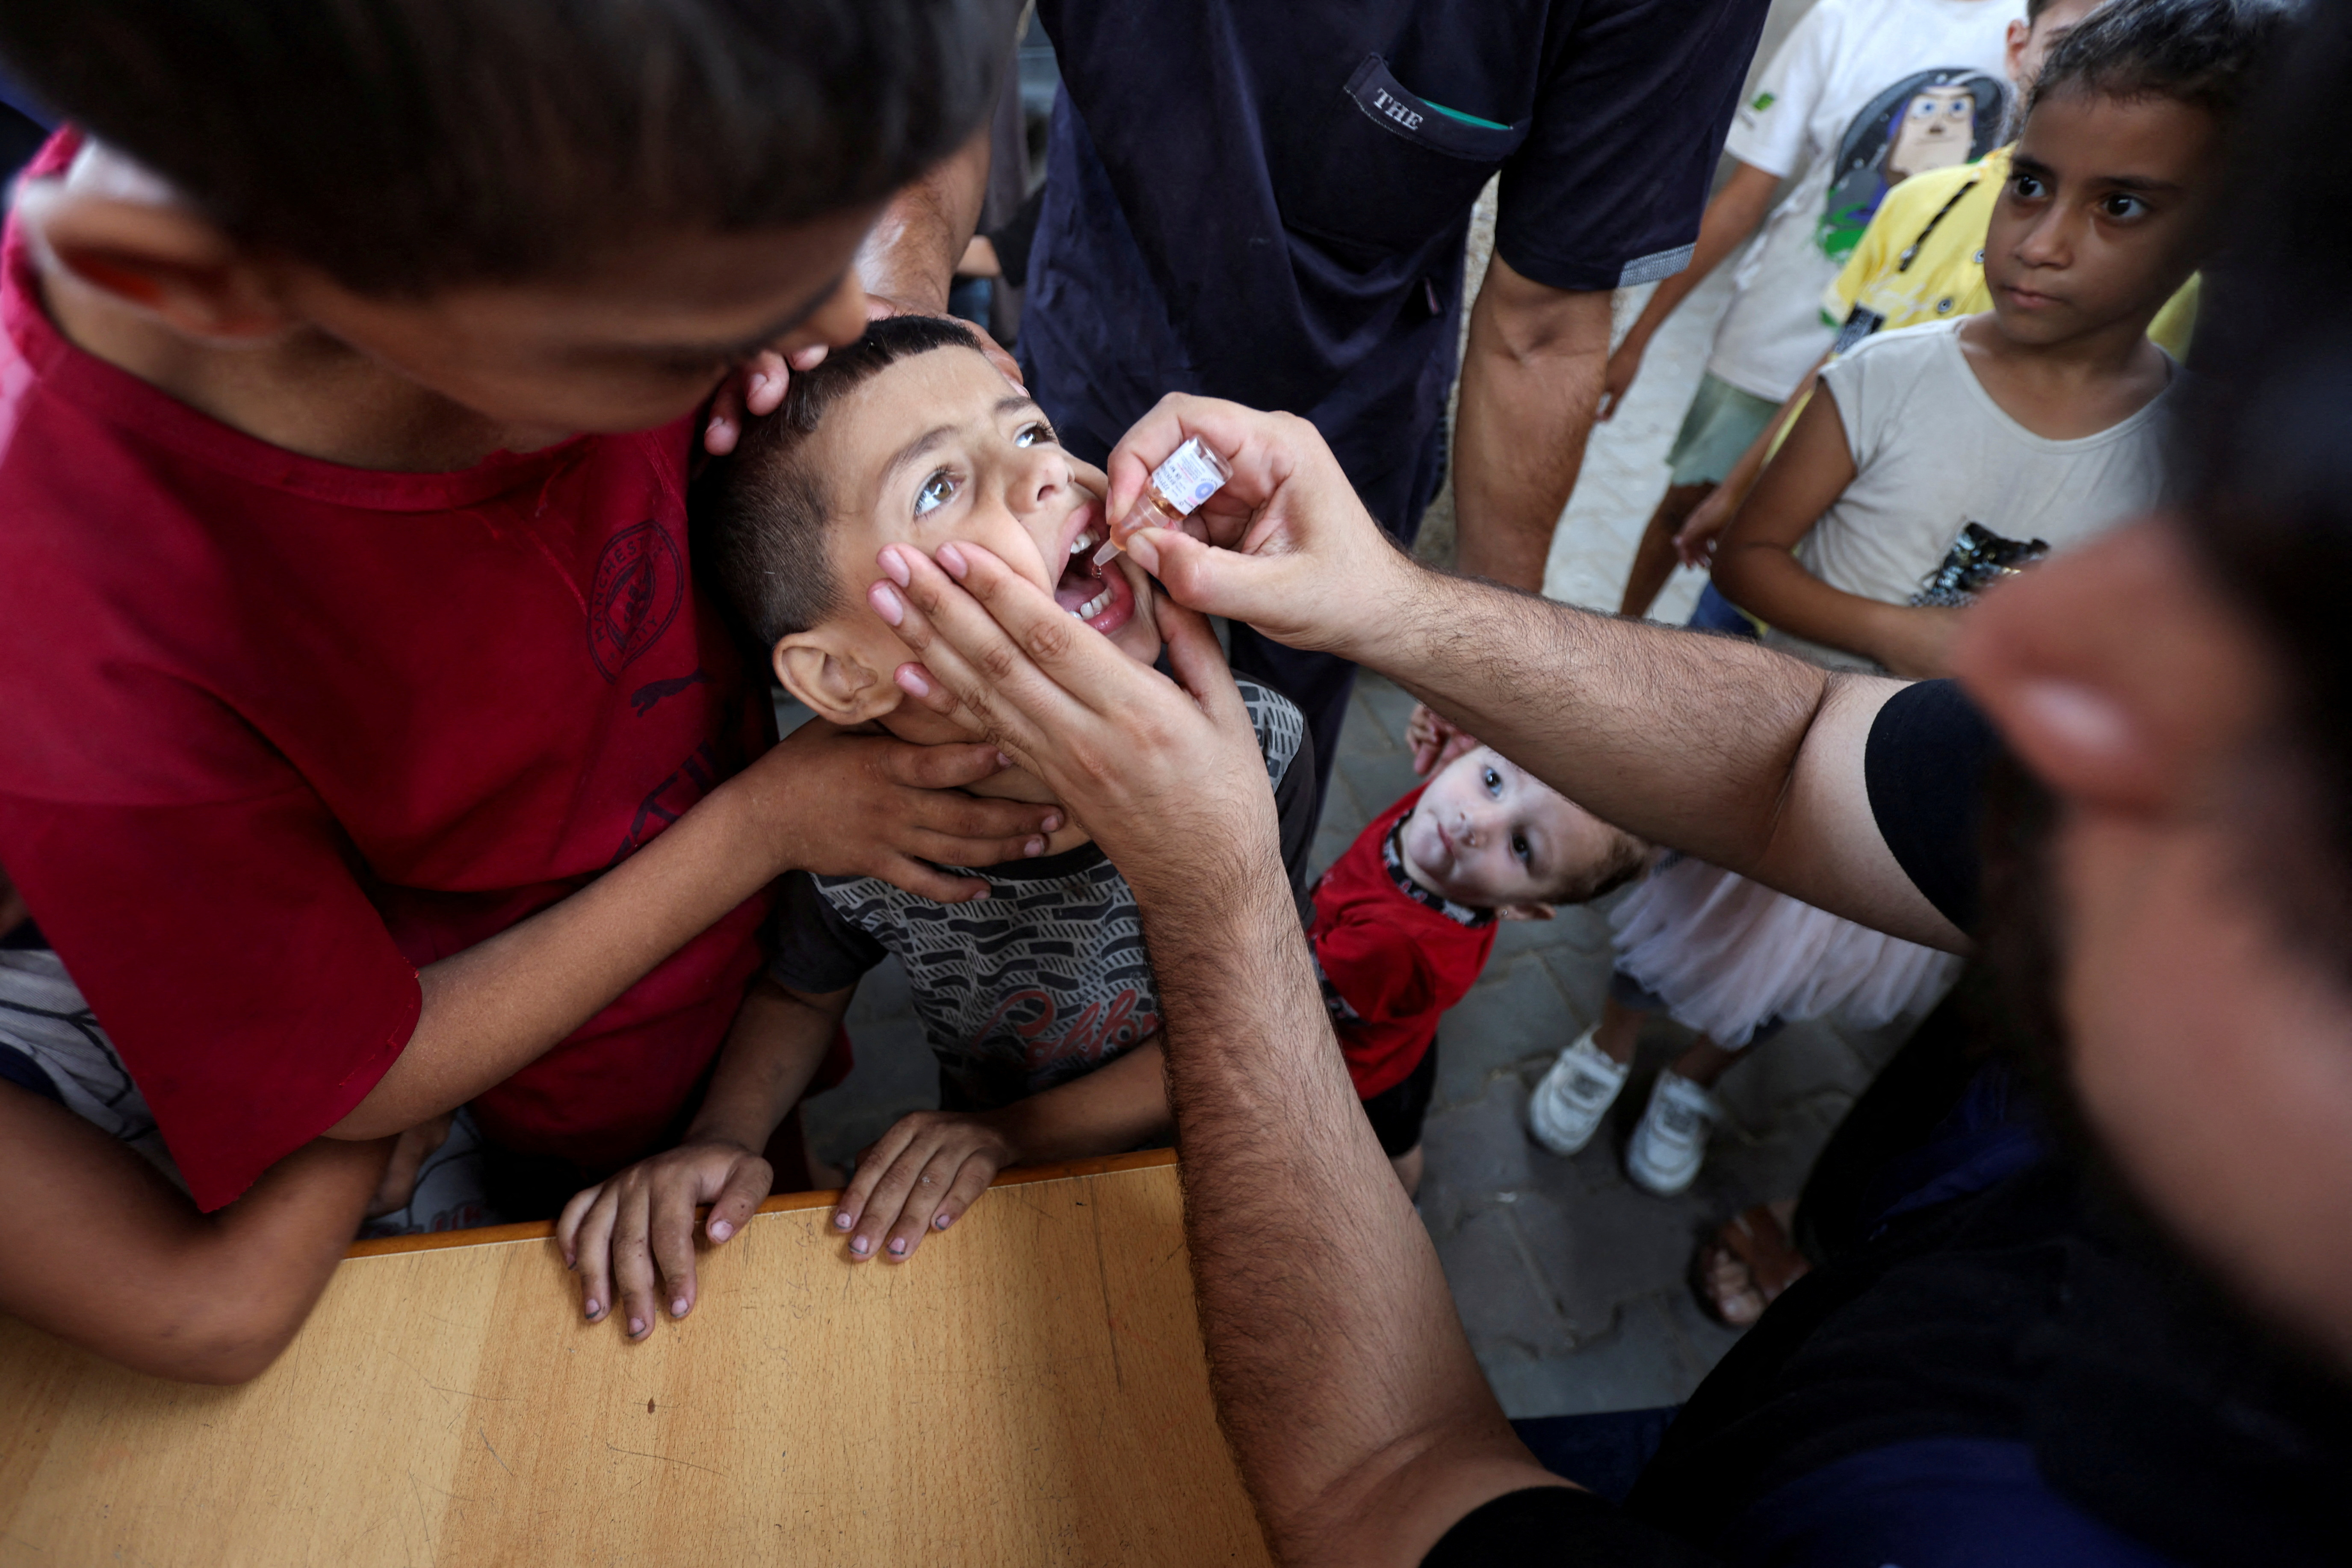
[
  {"xmin": 1666, "ymin": 1033, "xmax": 1743, "ymax": 1090},
  {"xmin": 1594, "ymin": 992, "xmax": 1645, "ymax": 1065},
  {"xmin": 1389, "ymin": 1144, "xmax": 1425, "ymax": 1197},
  {"xmin": 1619, "ymin": 481, "xmax": 1715, "ymax": 618}
]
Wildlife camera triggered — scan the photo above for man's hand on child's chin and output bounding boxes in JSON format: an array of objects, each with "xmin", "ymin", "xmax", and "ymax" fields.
[
  {"xmin": 831, "ymin": 1110, "xmax": 1018, "ymax": 1264},
  {"xmin": 555, "ymin": 1139, "xmax": 775, "ymax": 1341},
  {"xmin": 865, "ymin": 540, "xmax": 1282, "ymax": 902},
  {"xmin": 745, "ymin": 721, "xmax": 1063, "ymax": 903}
]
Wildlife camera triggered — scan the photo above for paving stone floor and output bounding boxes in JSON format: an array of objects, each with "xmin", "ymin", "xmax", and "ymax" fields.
[{"xmin": 798, "ymin": 256, "xmax": 1913, "ymax": 1420}]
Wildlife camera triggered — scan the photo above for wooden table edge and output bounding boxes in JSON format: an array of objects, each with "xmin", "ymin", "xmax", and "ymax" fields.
[{"xmin": 343, "ymin": 1145, "xmax": 1181, "ymax": 1258}]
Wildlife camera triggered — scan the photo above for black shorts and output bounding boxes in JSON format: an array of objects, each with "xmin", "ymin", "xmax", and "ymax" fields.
[{"xmin": 1359, "ymin": 1036, "xmax": 1439, "ymax": 1157}]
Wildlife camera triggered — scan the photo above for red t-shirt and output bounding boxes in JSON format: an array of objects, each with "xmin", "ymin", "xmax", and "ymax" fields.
[
  {"xmin": 0, "ymin": 134, "xmax": 768, "ymax": 1209},
  {"xmin": 1308, "ymin": 787, "xmax": 1498, "ymax": 1100}
]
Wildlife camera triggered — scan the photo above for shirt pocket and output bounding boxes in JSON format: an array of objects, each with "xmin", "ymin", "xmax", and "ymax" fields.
[{"xmin": 1278, "ymin": 54, "xmax": 1529, "ymax": 262}]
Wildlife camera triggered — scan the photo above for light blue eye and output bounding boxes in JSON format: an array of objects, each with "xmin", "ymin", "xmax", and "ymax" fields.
[
  {"xmin": 914, "ymin": 471, "xmax": 957, "ymax": 517},
  {"xmin": 1513, "ymin": 833, "xmax": 1532, "ymax": 868},
  {"xmin": 1483, "ymin": 765, "xmax": 1503, "ymax": 796}
]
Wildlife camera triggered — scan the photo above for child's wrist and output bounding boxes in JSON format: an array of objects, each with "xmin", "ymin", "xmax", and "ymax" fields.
[{"xmin": 680, "ymin": 1119, "xmax": 773, "ymax": 1159}]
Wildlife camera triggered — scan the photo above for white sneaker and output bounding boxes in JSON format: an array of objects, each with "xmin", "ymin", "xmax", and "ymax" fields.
[
  {"xmin": 1527, "ymin": 1027, "xmax": 1630, "ymax": 1156},
  {"xmin": 1625, "ymin": 1072, "xmax": 1723, "ymax": 1196}
]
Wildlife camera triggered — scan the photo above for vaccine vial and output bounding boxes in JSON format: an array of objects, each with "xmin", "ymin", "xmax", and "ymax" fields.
[{"xmin": 1094, "ymin": 436, "xmax": 1234, "ymax": 567}]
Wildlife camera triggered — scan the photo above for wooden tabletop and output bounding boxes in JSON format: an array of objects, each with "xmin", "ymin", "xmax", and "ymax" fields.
[{"xmin": 0, "ymin": 1149, "xmax": 1271, "ymax": 1567}]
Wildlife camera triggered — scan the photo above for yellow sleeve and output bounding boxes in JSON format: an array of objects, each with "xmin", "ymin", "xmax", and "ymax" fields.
[
  {"xmin": 1826, "ymin": 206, "xmax": 1897, "ymax": 321},
  {"xmin": 2149, "ymin": 273, "xmax": 2200, "ymax": 360}
]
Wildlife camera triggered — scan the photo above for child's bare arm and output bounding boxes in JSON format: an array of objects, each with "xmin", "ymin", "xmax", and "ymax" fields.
[
  {"xmin": 558, "ymin": 975, "xmax": 849, "ymax": 1339},
  {"xmin": 0, "ymin": 1083, "xmax": 394, "ymax": 1384},
  {"xmin": 833, "ymin": 1038, "xmax": 1173, "ymax": 1264},
  {"xmin": 328, "ymin": 722, "xmax": 1058, "ymax": 1142},
  {"xmin": 1676, "ymin": 348, "xmax": 1834, "ymax": 567},
  {"xmin": 1711, "ymin": 390, "xmax": 1966, "ymax": 678}
]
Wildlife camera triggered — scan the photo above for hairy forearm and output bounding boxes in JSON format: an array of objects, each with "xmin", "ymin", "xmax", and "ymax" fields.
[
  {"xmin": 1368, "ymin": 566, "xmax": 1828, "ymax": 872},
  {"xmin": 857, "ymin": 124, "xmax": 990, "ymax": 315},
  {"xmin": 1141, "ymin": 850, "xmax": 1545, "ymax": 1566},
  {"xmin": 1452, "ymin": 277, "xmax": 1610, "ymax": 589},
  {"xmin": 991, "ymin": 1039, "xmax": 1173, "ymax": 1164},
  {"xmin": 686, "ymin": 980, "xmax": 848, "ymax": 1151},
  {"xmin": 331, "ymin": 780, "xmax": 782, "ymax": 1138},
  {"xmin": 1346, "ymin": 565, "xmax": 1960, "ymax": 947}
]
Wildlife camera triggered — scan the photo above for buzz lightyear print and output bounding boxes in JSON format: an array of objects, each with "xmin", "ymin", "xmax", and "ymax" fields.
[{"xmin": 1816, "ymin": 67, "xmax": 2006, "ymax": 263}]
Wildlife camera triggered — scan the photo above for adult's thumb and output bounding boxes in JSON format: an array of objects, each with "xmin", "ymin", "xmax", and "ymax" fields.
[{"xmin": 1132, "ymin": 527, "xmax": 1261, "ymax": 622}]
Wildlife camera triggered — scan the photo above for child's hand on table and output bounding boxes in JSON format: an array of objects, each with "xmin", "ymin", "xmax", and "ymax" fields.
[
  {"xmin": 558, "ymin": 1139, "xmax": 775, "ymax": 1339},
  {"xmin": 831, "ymin": 1111, "xmax": 1018, "ymax": 1263}
]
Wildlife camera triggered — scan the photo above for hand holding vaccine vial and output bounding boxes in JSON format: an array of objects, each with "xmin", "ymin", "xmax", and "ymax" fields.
[{"xmin": 1094, "ymin": 436, "xmax": 1234, "ymax": 568}]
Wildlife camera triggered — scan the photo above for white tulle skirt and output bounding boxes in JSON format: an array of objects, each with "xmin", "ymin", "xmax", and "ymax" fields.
[{"xmin": 1609, "ymin": 855, "xmax": 1961, "ymax": 1048}]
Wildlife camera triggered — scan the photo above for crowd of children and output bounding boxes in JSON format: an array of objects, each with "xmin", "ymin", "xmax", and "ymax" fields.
[{"xmin": 0, "ymin": 0, "xmax": 2280, "ymax": 1384}]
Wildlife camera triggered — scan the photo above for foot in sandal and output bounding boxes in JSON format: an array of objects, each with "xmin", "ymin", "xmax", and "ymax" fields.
[{"xmin": 1691, "ymin": 1199, "xmax": 1808, "ymax": 1327}]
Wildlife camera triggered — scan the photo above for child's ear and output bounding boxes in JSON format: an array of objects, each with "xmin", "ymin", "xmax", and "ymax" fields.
[
  {"xmin": 17, "ymin": 179, "xmax": 293, "ymax": 341},
  {"xmin": 1496, "ymin": 904, "xmax": 1556, "ymax": 923},
  {"xmin": 773, "ymin": 634, "xmax": 903, "ymax": 726}
]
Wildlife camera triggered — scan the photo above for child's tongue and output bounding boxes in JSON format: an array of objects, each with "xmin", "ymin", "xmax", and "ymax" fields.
[{"xmin": 1053, "ymin": 547, "xmax": 1108, "ymax": 615}]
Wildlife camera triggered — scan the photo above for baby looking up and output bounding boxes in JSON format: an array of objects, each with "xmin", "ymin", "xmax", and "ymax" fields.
[
  {"xmin": 1312, "ymin": 740, "xmax": 1649, "ymax": 1193},
  {"xmin": 556, "ymin": 317, "xmax": 1318, "ymax": 1338}
]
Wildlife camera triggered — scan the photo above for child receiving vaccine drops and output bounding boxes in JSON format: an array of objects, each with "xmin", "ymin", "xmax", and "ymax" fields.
[{"xmin": 555, "ymin": 317, "xmax": 1320, "ymax": 1338}]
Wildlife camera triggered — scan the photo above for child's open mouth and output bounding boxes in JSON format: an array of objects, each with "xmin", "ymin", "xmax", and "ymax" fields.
[{"xmin": 1052, "ymin": 513, "xmax": 1136, "ymax": 635}]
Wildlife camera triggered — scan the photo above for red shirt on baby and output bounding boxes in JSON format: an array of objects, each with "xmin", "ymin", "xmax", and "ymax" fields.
[
  {"xmin": 0, "ymin": 133, "xmax": 767, "ymax": 1209},
  {"xmin": 1309, "ymin": 786, "xmax": 1498, "ymax": 1100}
]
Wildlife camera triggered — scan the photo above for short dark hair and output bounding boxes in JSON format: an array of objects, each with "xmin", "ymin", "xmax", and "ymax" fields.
[
  {"xmin": 700, "ymin": 314, "xmax": 987, "ymax": 648},
  {"xmin": 2028, "ymin": 0, "xmax": 2289, "ymax": 122},
  {"xmin": 0, "ymin": 0, "xmax": 1011, "ymax": 295}
]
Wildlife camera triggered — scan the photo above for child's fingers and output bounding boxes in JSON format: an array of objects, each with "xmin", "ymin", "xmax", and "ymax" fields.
[
  {"xmin": 835, "ymin": 1120, "xmax": 922, "ymax": 1249},
  {"xmin": 882, "ymin": 1146, "xmax": 987, "ymax": 1261},
  {"xmin": 928, "ymin": 1152, "xmax": 999, "ymax": 1236},
  {"xmin": 568, "ymin": 1190, "xmax": 619, "ymax": 1325},
  {"xmin": 647, "ymin": 1182, "xmax": 703, "ymax": 1324},
  {"xmin": 742, "ymin": 350, "xmax": 789, "ymax": 418},
  {"xmin": 870, "ymin": 854, "xmax": 995, "ymax": 905},
  {"xmin": 845, "ymin": 1143, "xmax": 938, "ymax": 1263},
  {"xmin": 706, "ymin": 1156, "xmax": 773, "ymax": 1246},
  {"xmin": 555, "ymin": 1181, "xmax": 603, "ymax": 1270},
  {"xmin": 610, "ymin": 1196, "xmax": 660, "ymax": 1340}
]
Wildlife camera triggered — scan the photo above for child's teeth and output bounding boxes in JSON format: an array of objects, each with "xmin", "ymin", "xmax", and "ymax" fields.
[
  {"xmin": 1070, "ymin": 531, "xmax": 1099, "ymax": 556},
  {"xmin": 1068, "ymin": 586, "xmax": 1114, "ymax": 620}
]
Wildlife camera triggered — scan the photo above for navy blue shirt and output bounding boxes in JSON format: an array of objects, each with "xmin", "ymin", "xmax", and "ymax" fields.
[{"xmin": 1022, "ymin": 0, "xmax": 1771, "ymax": 513}]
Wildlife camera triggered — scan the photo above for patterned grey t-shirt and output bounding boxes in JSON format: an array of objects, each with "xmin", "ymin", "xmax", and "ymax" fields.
[{"xmin": 768, "ymin": 679, "xmax": 1314, "ymax": 1110}]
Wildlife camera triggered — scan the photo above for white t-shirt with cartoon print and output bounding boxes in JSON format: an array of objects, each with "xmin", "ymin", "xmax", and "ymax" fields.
[{"xmin": 1704, "ymin": 0, "xmax": 2022, "ymax": 402}]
